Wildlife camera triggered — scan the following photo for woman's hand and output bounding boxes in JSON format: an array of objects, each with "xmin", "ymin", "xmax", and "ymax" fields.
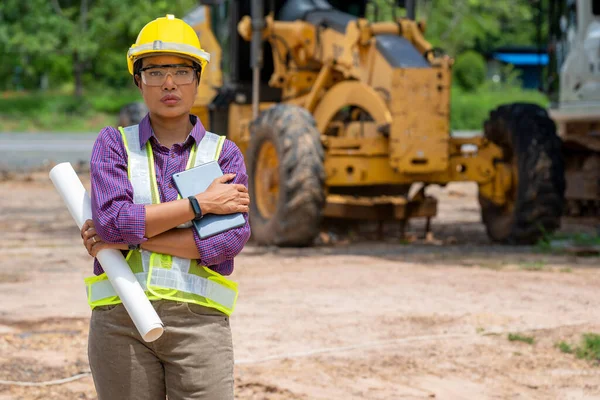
[
  {"xmin": 197, "ymin": 173, "xmax": 250, "ymax": 215},
  {"xmin": 81, "ymin": 219, "xmax": 128, "ymax": 257}
]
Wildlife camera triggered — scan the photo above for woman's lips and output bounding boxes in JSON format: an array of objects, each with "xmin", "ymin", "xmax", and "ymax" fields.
[{"xmin": 161, "ymin": 94, "xmax": 181, "ymax": 105}]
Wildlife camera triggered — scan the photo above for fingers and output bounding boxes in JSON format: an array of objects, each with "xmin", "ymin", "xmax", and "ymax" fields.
[
  {"xmin": 216, "ymin": 173, "xmax": 236, "ymax": 184},
  {"xmin": 236, "ymin": 191, "xmax": 250, "ymax": 208},
  {"xmin": 228, "ymin": 194, "xmax": 250, "ymax": 213},
  {"xmin": 85, "ymin": 236, "xmax": 97, "ymax": 255},
  {"xmin": 80, "ymin": 219, "xmax": 94, "ymax": 238},
  {"xmin": 84, "ymin": 237, "xmax": 93, "ymax": 255},
  {"xmin": 228, "ymin": 192, "xmax": 249, "ymax": 207},
  {"xmin": 83, "ymin": 231, "xmax": 102, "ymax": 257},
  {"xmin": 234, "ymin": 184, "xmax": 248, "ymax": 193},
  {"xmin": 82, "ymin": 227, "xmax": 97, "ymax": 241},
  {"xmin": 89, "ymin": 242, "xmax": 106, "ymax": 258}
]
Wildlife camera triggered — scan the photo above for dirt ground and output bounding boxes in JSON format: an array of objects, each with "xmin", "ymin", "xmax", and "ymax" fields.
[{"xmin": 0, "ymin": 171, "xmax": 599, "ymax": 400}]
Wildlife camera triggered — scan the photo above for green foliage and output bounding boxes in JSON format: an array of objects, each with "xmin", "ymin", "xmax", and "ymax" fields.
[
  {"xmin": 556, "ymin": 341, "xmax": 573, "ymax": 354},
  {"xmin": 0, "ymin": 0, "xmax": 197, "ymax": 92},
  {"xmin": 539, "ymin": 233, "xmax": 600, "ymax": 247},
  {"xmin": 0, "ymin": 92, "xmax": 86, "ymax": 116},
  {"xmin": 418, "ymin": 0, "xmax": 541, "ymax": 57},
  {"xmin": 0, "ymin": 89, "xmax": 140, "ymax": 131},
  {"xmin": 365, "ymin": 0, "xmax": 407, "ymax": 21},
  {"xmin": 575, "ymin": 334, "xmax": 600, "ymax": 361},
  {"xmin": 508, "ymin": 333, "xmax": 535, "ymax": 345},
  {"xmin": 87, "ymin": 89, "xmax": 142, "ymax": 114},
  {"xmin": 536, "ymin": 232, "xmax": 600, "ymax": 255},
  {"xmin": 557, "ymin": 334, "xmax": 600, "ymax": 362},
  {"xmin": 450, "ymin": 84, "xmax": 549, "ymax": 130},
  {"xmin": 453, "ymin": 50, "xmax": 487, "ymax": 91}
]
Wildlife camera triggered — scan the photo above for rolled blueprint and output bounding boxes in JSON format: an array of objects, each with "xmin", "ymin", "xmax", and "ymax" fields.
[{"xmin": 49, "ymin": 162, "xmax": 164, "ymax": 342}]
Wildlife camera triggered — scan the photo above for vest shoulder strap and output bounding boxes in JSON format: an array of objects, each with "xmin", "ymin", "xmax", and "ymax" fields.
[
  {"xmin": 118, "ymin": 124, "xmax": 153, "ymax": 205},
  {"xmin": 194, "ymin": 131, "xmax": 226, "ymax": 167}
]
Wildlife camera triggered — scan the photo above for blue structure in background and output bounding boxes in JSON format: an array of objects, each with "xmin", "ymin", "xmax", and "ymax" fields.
[{"xmin": 490, "ymin": 47, "xmax": 548, "ymax": 89}]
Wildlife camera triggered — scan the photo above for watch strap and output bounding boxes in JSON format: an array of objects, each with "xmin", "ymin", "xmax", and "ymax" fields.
[{"xmin": 188, "ymin": 196, "xmax": 203, "ymax": 221}]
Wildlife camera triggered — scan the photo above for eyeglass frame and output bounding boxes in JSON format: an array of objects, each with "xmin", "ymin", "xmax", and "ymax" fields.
[{"xmin": 138, "ymin": 63, "xmax": 202, "ymax": 87}]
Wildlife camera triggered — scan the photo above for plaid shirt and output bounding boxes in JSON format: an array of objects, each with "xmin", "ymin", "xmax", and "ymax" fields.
[{"xmin": 89, "ymin": 114, "xmax": 250, "ymax": 276}]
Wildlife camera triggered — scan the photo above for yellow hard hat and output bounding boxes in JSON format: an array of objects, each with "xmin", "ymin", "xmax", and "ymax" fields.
[{"xmin": 127, "ymin": 14, "xmax": 210, "ymax": 75}]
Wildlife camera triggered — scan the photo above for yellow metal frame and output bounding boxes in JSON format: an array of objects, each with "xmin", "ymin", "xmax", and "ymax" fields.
[{"xmin": 312, "ymin": 80, "xmax": 392, "ymax": 134}]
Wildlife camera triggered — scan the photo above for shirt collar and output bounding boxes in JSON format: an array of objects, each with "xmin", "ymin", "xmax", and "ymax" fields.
[{"xmin": 138, "ymin": 113, "xmax": 206, "ymax": 149}]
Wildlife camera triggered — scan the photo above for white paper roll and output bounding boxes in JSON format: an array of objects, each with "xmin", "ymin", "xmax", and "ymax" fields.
[{"xmin": 49, "ymin": 162, "xmax": 164, "ymax": 342}]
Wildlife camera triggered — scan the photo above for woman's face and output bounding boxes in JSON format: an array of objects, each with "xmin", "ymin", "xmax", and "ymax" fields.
[{"xmin": 136, "ymin": 54, "xmax": 198, "ymax": 119}]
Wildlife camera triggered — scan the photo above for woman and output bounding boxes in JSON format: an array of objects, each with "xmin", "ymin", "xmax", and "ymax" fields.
[{"xmin": 79, "ymin": 14, "xmax": 250, "ymax": 400}]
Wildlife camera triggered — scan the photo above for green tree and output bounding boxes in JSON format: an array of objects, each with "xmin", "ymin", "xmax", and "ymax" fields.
[
  {"xmin": 365, "ymin": 0, "xmax": 543, "ymax": 57},
  {"xmin": 0, "ymin": 0, "xmax": 197, "ymax": 94},
  {"xmin": 418, "ymin": 0, "xmax": 542, "ymax": 56},
  {"xmin": 453, "ymin": 50, "xmax": 487, "ymax": 91}
]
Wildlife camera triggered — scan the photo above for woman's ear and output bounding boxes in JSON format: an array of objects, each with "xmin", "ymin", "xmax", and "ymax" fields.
[{"xmin": 134, "ymin": 75, "xmax": 142, "ymax": 91}]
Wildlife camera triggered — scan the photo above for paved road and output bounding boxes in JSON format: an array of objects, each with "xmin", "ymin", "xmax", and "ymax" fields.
[
  {"xmin": 0, "ymin": 130, "xmax": 481, "ymax": 171},
  {"xmin": 0, "ymin": 132, "xmax": 97, "ymax": 171}
]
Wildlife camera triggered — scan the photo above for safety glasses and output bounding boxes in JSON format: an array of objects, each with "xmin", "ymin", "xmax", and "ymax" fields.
[{"xmin": 139, "ymin": 64, "xmax": 200, "ymax": 86}]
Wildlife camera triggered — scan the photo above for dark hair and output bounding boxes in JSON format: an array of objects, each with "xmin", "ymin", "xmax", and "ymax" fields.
[
  {"xmin": 133, "ymin": 58, "xmax": 202, "ymax": 87},
  {"xmin": 133, "ymin": 59, "xmax": 143, "ymax": 86}
]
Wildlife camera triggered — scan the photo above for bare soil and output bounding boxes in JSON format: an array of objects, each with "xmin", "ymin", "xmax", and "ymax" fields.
[{"xmin": 0, "ymin": 172, "xmax": 599, "ymax": 399}]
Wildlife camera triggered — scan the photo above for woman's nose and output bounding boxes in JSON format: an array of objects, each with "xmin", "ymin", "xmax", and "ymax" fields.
[{"xmin": 162, "ymin": 74, "xmax": 176, "ymax": 89}]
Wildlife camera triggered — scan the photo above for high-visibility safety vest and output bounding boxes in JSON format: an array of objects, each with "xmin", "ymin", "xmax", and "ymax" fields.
[{"xmin": 83, "ymin": 125, "xmax": 239, "ymax": 316}]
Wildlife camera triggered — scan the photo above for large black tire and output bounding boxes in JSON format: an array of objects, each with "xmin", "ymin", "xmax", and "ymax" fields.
[
  {"xmin": 479, "ymin": 103, "xmax": 566, "ymax": 244},
  {"xmin": 247, "ymin": 104, "xmax": 325, "ymax": 246}
]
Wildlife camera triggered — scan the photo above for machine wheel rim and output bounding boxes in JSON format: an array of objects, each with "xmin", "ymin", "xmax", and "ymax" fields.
[{"xmin": 255, "ymin": 140, "xmax": 280, "ymax": 219}]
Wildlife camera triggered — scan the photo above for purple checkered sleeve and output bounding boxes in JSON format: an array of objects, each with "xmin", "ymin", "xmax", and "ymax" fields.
[
  {"xmin": 89, "ymin": 122, "xmax": 250, "ymax": 276},
  {"xmin": 90, "ymin": 127, "xmax": 147, "ymax": 246}
]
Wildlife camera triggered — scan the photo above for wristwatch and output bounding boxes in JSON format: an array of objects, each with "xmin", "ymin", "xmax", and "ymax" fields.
[{"xmin": 188, "ymin": 196, "xmax": 203, "ymax": 221}]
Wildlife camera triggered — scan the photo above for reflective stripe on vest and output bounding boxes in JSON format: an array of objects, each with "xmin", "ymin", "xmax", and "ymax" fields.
[{"xmin": 84, "ymin": 124, "xmax": 237, "ymax": 315}]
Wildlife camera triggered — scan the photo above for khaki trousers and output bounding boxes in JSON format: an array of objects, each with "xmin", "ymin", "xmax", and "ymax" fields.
[{"xmin": 88, "ymin": 300, "xmax": 234, "ymax": 400}]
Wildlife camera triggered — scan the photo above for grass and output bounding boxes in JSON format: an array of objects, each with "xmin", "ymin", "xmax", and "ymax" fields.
[
  {"xmin": 450, "ymin": 83, "xmax": 549, "ymax": 131},
  {"xmin": 536, "ymin": 232, "xmax": 600, "ymax": 256},
  {"xmin": 0, "ymin": 89, "xmax": 142, "ymax": 132},
  {"xmin": 557, "ymin": 341, "xmax": 573, "ymax": 354},
  {"xmin": 519, "ymin": 261, "xmax": 546, "ymax": 271},
  {"xmin": 556, "ymin": 333, "xmax": 600, "ymax": 362},
  {"xmin": 508, "ymin": 333, "xmax": 535, "ymax": 345},
  {"xmin": 476, "ymin": 260, "xmax": 505, "ymax": 270},
  {"xmin": 0, "ymin": 113, "xmax": 115, "ymax": 132},
  {"xmin": 575, "ymin": 334, "xmax": 600, "ymax": 361}
]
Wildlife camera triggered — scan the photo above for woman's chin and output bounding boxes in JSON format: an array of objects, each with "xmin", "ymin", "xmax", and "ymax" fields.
[{"xmin": 150, "ymin": 106, "xmax": 187, "ymax": 119}]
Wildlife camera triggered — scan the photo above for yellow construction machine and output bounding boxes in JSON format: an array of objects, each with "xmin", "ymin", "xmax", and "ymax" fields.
[{"xmin": 122, "ymin": 0, "xmax": 571, "ymax": 246}]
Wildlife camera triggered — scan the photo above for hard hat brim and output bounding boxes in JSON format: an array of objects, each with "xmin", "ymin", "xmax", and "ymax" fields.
[{"xmin": 127, "ymin": 41, "xmax": 210, "ymax": 75}]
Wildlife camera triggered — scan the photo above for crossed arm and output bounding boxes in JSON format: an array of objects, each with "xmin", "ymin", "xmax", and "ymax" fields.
[
  {"xmin": 82, "ymin": 128, "xmax": 250, "ymax": 265},
  {"xmin": 82, "ymin": 171, "xmax": 249, "ymax": 258}
]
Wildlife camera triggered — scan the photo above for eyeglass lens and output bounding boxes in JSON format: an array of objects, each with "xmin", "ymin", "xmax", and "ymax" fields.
[{"xmin": 142, "ymin": 66, "xmax": 195, "ymax": 86}]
